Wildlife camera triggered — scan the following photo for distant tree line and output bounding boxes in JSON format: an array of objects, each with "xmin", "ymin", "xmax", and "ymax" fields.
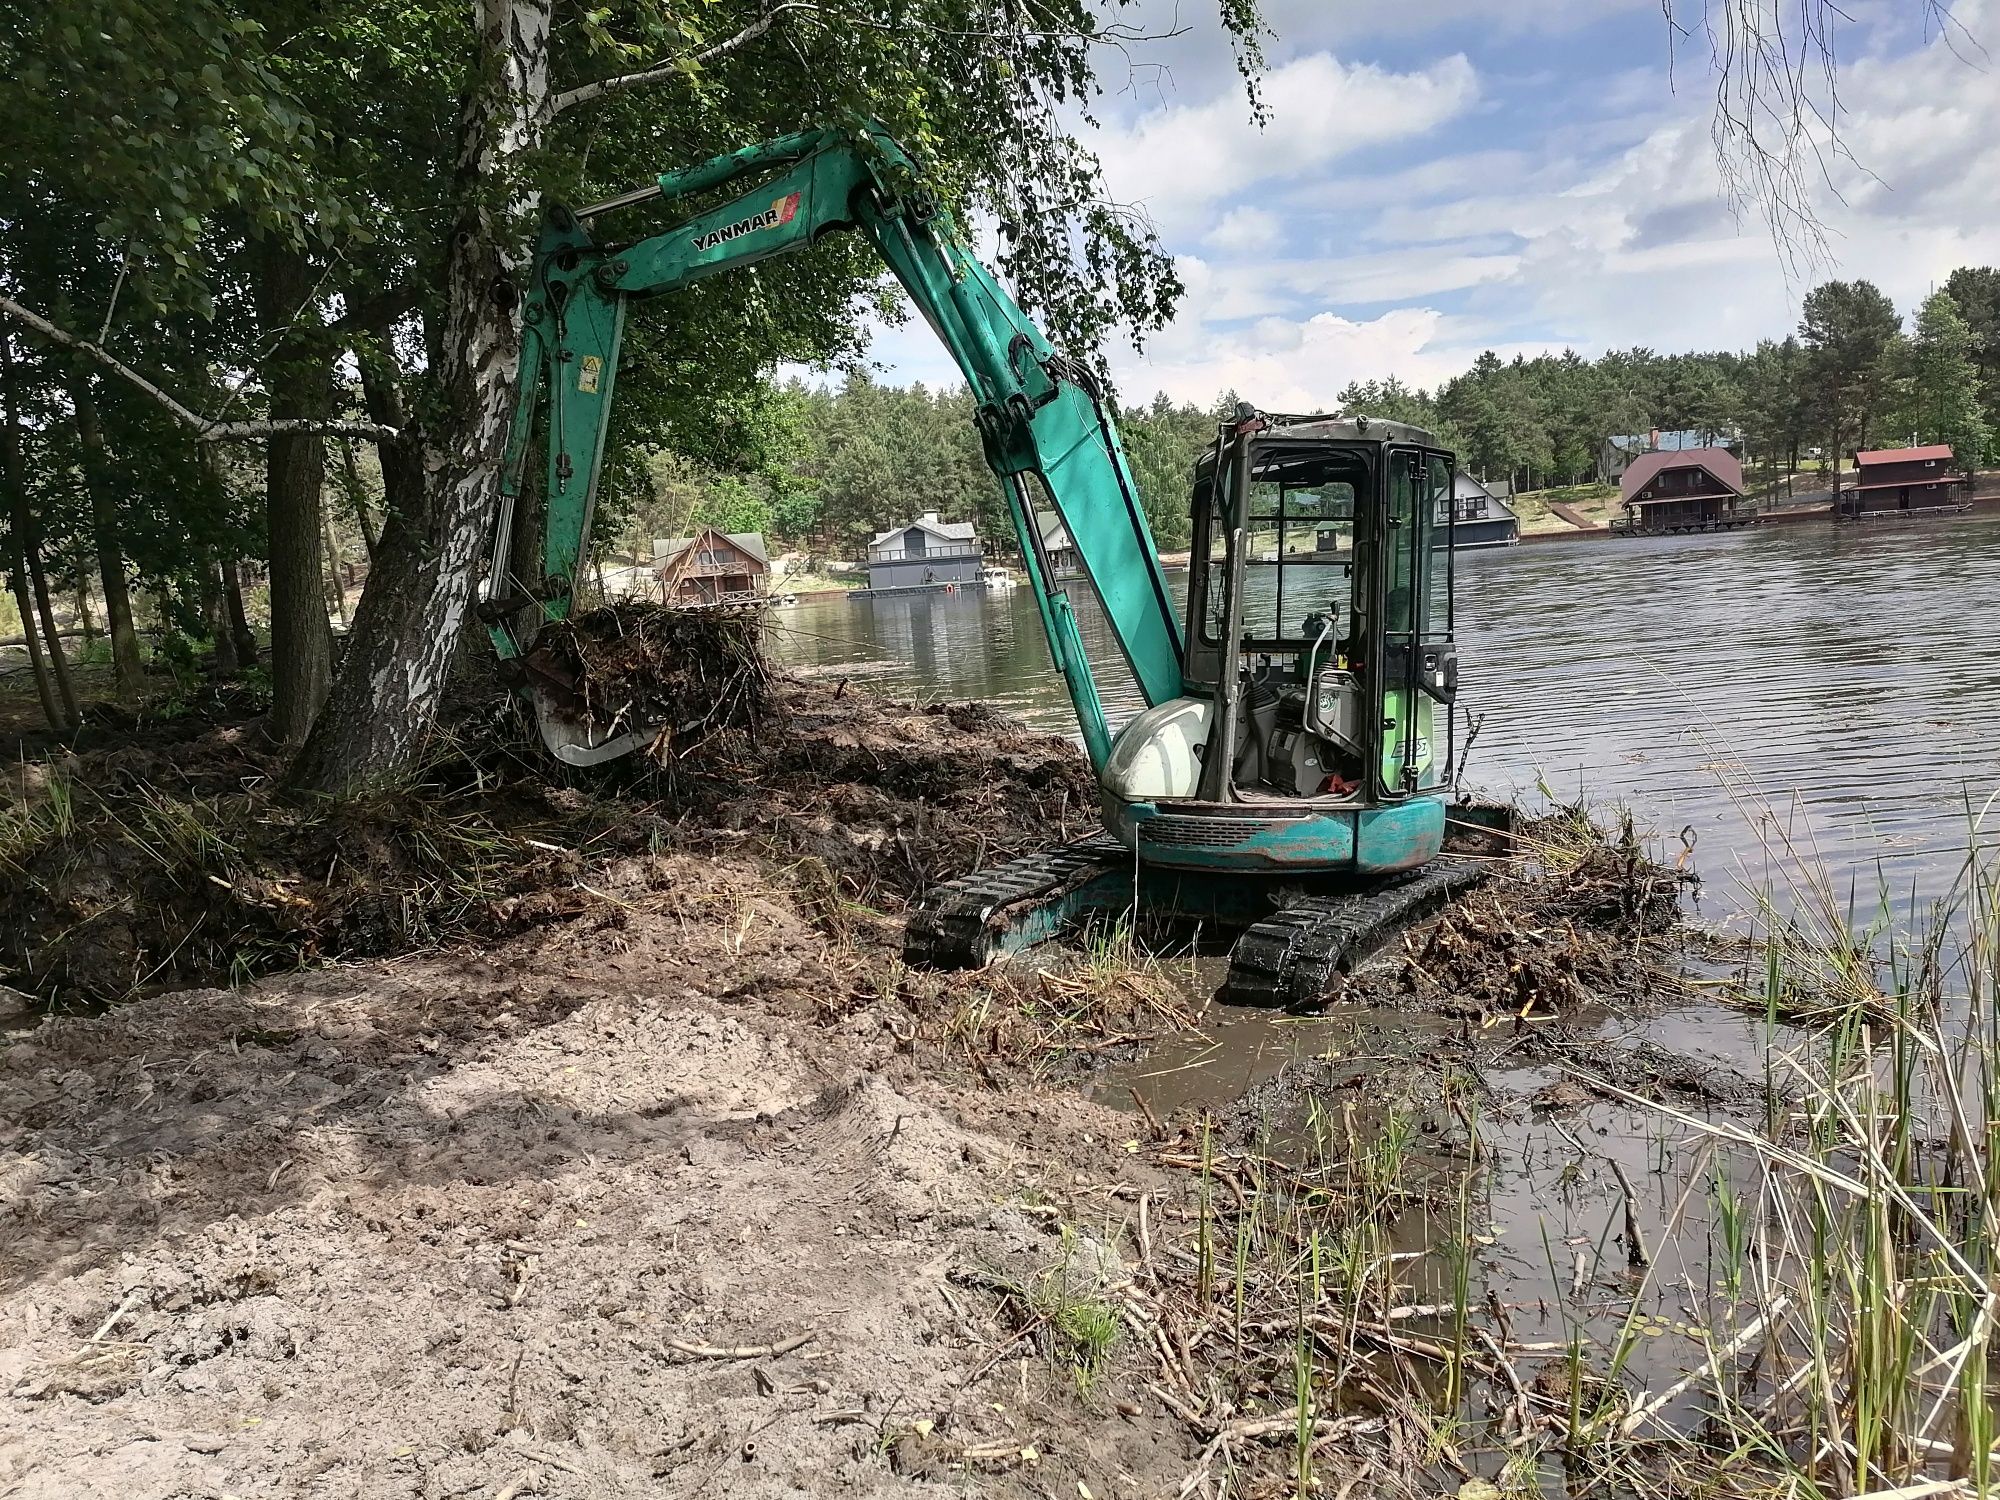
[
  {"xmin": 1322, "ymin": 269, "xmax": 1997, "ymax": 494},
  {"xmin": 608, "ymin": 374, "xmax": 1233, "ymax": 560},
  {"xmin": 659, "ymin": 268, "xmax": 1999, "ymax": 563}
]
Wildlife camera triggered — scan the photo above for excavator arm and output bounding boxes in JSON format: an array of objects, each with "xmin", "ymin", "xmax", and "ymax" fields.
[{"xmin": 482, "ymin": 122, "xmax": 1183, "ymax": 768}]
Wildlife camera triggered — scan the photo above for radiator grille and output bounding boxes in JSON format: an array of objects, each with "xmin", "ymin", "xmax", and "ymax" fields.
[{"xmin": 1138, "ymin": 815, "xmax": 1301, "ymax": 849}]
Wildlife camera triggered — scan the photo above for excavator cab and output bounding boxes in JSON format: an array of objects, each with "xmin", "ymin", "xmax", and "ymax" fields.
[{"xmin": 1098, "ymin": 412, "xmax": 1461, "ymax": 877}]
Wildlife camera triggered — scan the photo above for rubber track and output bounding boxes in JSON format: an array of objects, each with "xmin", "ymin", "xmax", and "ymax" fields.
[
  {"xmin": 1221, "ymin": 860, "xmax": 1489, "ymax": 1010},
  {"xmin": 904, "ymin": 836, "xmax": 1127, "ymax": 970}
]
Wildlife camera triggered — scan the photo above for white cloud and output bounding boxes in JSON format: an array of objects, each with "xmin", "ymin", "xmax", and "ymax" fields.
[
  {"xmin": 1203, "ymin": 206, "xmax": 1282, "ymax": 256},
  {"xmin": 1114, "ymin": 307, "xmax": 1457, "ymax": 410},
  {"xmin": 1091, "ymin": 51, "xmax": 1480, "ymax": 233},
  {"xmin": 837, "ymin": 0, "xmax": 2000, "ymax": 407},
  {"xmin": 1265, "ymin": 0, "xmax": 1641, "ymax": 43}
]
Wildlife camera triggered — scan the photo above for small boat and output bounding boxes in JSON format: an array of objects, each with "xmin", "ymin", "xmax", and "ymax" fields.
[{"xmin": 980, "ymin": 565, "xmax": 1019, "ymax": 590}]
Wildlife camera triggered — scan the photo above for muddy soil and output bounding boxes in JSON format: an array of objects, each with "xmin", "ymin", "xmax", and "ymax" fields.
[
  {"xmin": 1, "ymin": 645, "xmax": 1745, "ymax": 1499},
  {"xmin": 0, "ymin": 670, "xmax": 1189, "ymax": 1500},
  {"xmin": 1, "ymin": 937, "xmax": 1199, "ymax": 1499}
]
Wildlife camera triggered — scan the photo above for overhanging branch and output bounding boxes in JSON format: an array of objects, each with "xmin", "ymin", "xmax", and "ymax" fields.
[
  {"xmin": 0, "ymin": 294, "xmax": 400, "ymax": 443},
  {"xmin": 550, "ymin": 2, "xmax": 819, "ymax": 115}
]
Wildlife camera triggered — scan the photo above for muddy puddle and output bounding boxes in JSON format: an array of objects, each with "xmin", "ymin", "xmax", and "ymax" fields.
[{"xmin": 1077, "ymin": 919, "xmax": 1817, "ymax": 1442}]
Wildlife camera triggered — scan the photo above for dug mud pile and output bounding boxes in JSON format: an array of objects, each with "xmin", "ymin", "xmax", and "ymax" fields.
[{"xmin": 0, "ymin": 609, "xmax": 1094, "ymax": 1006}]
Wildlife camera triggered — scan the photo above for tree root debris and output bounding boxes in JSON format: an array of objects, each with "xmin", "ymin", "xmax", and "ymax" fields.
[{"xmin": 0, "ymin": 608, "xmax": 1093, "ymax": 1007}]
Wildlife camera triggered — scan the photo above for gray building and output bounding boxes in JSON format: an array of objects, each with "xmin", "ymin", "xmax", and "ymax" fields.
[
  {"xmin": 1033, "ymin": 510, "xmax": 1080, "ymax": 574},
  {"xmin": 862, "ymin": 512, "xmax": 982, "ymax": 590}
]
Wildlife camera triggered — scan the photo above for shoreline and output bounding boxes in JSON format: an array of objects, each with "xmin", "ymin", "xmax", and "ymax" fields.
[{"xmin": 1, "ymin": 660, "xmax": 1991, "ymax": 1499}]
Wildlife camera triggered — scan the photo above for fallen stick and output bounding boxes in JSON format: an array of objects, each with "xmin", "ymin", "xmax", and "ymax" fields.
[
  {"xmin": 89, "ymin": 1287, "xmax": 145, "ymax": 1343},
  {"xmin": 1475, "ymin": 1326, "xmax": 1539, "ymax": 1439},
  {"xmin": 517, "ymin": 1447, "xmax": 585, "ymax": 1477},
  {"xmin": 1147, "ymin": 1380, "xmax": 1208, "ymax": 1429},
  {"xmin": 1131, "ymin": 1086, "xmax": 1167, "ymax": 1140},
  {"xmin": 1218, "ymin": 1411, "xmax": 1371, "ymax": 1442},
  {"xmin": 965, "ymin": 1314, "xmax": 1047, "ymax": 1386},
  {"xmin": 1606, "ymin": 1159, "xmax": 1652, "ymax": 1269},
  {"xmin": 1619, "ymin": 1295, "xmax": 1791, "ymax": 1436},
  {"xmin": 665, "ymin": 1332, "xmax": 815, "ymax": 1361}
]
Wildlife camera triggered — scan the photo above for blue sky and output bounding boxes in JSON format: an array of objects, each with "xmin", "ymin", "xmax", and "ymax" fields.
[{"xmin": 855, "ymin": 0, "xmax": 2000, "ymax": 406}]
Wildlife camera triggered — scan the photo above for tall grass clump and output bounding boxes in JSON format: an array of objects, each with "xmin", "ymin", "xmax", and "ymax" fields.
[{"xmin": 1609, "ymin": 820, "xmax": 2000, "ymax": 1495}]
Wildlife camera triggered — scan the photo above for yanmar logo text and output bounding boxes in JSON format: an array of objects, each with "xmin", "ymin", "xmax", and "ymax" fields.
[{"xmin": 692, "ymin": 192, "xmax": 801, "ymax": 253}]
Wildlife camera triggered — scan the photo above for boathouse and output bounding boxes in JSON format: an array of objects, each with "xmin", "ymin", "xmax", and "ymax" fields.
[
  {"xmin": 862, "ymin": 512, "xmax": 981, "ymax": 590},
  {"xmin": 1616, "ymin": 448, "xmax": 1746, "ymax": 535},
  {"xmin": 652, "ymin": 528, "xmax": 770, "ymax": 604},
  {"xmin": 1840, "ymin": 445, "xmax": 1965, "ymax": 518}
]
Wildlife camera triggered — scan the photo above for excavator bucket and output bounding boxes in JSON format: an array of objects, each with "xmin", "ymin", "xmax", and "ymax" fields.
[
  {"xmin": 528, "ymin": 686, "xmax": 658, "ymax": 767},
  {"xmin": 513, "ymin": 644, "xmax": 660, "ymax": 766}
]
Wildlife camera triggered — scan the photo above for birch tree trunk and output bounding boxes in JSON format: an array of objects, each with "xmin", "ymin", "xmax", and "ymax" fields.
[
  {"xmin": 1, "ymin": 340, "xmax": 73, "ymax": 727},
  {"xmin": 287, "ymin": 0, "xmax": 550, "ymax": 795}
]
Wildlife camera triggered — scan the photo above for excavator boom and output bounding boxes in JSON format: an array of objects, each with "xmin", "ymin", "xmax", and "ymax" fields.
[{"xmin": 484, "ymin": 122, "xmax": 1182, "ymax": 767}]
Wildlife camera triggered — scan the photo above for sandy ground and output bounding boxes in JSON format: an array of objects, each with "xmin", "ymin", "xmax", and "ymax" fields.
[
  {"xmin": 2, "ymin": 878, "xmax": 1192, "ymax": 1500},
  {"xmin": 0, "ymin": 665, "xmax": 1713, "ymax": 1500}
]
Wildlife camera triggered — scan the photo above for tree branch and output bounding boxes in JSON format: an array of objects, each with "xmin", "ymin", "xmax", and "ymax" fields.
[
  {"xmin": 328, "ymin": 283, "xmax": 423, "ymax": 335},
  {"xmin": 550, "ymin": 1, "xmax": 818, "ymax": 115},
  {"xmin": 0, "ymin": 293, "xmax": 400, "ymax": 443}
]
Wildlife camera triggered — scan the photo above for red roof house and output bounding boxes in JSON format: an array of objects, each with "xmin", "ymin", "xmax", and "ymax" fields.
[
  {"xmin": 1616, "ymin": 447, "xmax": 1747, "ymax": 535},
  {"xmin": 1843, "ymin": 446, "xmax": 1964, "ymax": 517}
]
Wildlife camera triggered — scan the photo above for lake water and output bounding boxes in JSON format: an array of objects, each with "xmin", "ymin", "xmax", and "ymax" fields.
[{"xmin": 769, "ymin": 510, "xmax": 2000, "ymax": 925}]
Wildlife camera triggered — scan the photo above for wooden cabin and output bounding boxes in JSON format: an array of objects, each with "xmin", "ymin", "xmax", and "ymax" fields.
[
  {"xmin": 652, "ymin": 528, "xmax": 770, "ymax": 604},
  {"xmin": 1840, "ymin": 445, "xmax": 1965, "ymax": 518},
  {"xmin": 1616, "ymin": 448, "xmax": 1747, "ymax": 535}
]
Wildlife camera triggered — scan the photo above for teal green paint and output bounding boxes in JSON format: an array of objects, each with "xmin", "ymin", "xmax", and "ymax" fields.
[
  {"xmin": 1113, "ymin": 799, "xmax": 1441, "ymax": 876},
  {"xmin": 490, "ymin": 210, "xmax": 625, "ymax": 659},
  {"xmin": 490, "ymin": 121, "xmax": 1181, "ymax": 772},
  {"xmin": 1354, "ymin": 800, "xmax": 1445, "ymax": 872}
]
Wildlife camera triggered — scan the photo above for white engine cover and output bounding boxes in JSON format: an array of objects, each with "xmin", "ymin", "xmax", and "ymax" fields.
[{"xmin": 1101, "ymin": 696, "xmax": 1212, "ymax": 803}]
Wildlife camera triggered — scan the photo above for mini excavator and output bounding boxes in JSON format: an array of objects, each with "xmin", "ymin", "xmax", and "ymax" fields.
[{"xmin": 482, "ymin": 121, "xmax": 1482, "ymax": 1007}]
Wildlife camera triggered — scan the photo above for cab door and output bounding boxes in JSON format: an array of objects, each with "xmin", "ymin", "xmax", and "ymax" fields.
[{"xmin": 1378, "ymin": 447, "xmax": 1457, "ymax": 797}]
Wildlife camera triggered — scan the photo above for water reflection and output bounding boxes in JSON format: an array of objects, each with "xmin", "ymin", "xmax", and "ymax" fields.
[{"xmin": 768, "ymin": 512, "xmax": 2000, "ymax": 918}]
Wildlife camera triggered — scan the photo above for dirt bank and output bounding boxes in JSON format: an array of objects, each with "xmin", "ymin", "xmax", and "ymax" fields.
[
  {"xmin": 0, "ymin": 666, "xmax": 1094, "ymax": 1006},
  {"xmin": 4, "ymin": 927, "xmax": 1219, "ymax": 1500},
  {"xmin": 0, "ymin": 655, "xmax": 1215, "ymax": 1498},
  {"xmin": 3, "ymin": 632, "xmax": 1763, "ymax": 1499}
]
